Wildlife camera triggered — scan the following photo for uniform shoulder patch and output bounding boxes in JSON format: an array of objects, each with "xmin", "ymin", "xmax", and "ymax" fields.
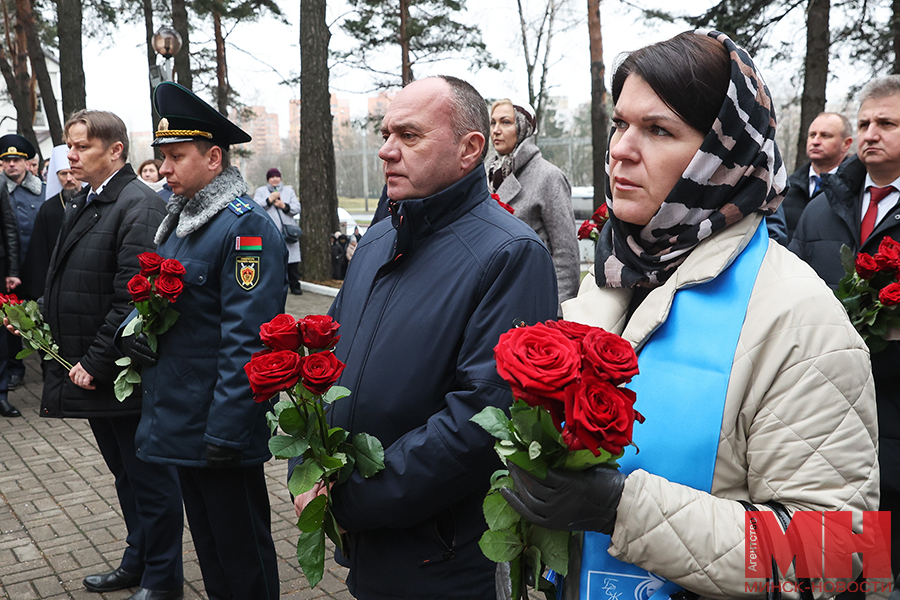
[
  {"xmin": 227, "ymin": 197, "xmax": 254, "ymax": 216},
  {"xmin": 236, "ymin": 256, "xmax": 260, "ymax": 290}
]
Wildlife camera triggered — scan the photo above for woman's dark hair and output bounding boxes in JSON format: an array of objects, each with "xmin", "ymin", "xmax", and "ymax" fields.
[{"xmin": 611, "ymin": 32, "xmax": 730, "ymax": 135}]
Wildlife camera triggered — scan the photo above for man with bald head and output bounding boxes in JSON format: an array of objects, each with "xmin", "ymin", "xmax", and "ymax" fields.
[
  {"xmin": 291, "ymin": 76, "xmax": 557, "ymax": 598},
  {"xmin": 782, "ymin": 112, "xmax": 853, "ymax": 240}
]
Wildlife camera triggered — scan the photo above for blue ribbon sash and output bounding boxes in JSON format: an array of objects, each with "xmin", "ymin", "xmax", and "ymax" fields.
[{"xmin": 579, "ymin": 221, "xmax": 769, "ymax": 600}]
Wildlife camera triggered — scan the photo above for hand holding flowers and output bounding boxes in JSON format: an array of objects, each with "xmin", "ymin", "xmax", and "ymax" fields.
[
  {"xmin": 114, "ymin": 252, "xmax": 185, "ymax": 400},
  {"xmin": 471, "ymin": 319, "xmax": 643, "ymax": 600},
  {"xmin": 1, "ymin": 294, "xmax": 73, "ymax": 370},
  {"xmin": 244, "ymin": 313, "xmax": 384, "ymax": 588}
]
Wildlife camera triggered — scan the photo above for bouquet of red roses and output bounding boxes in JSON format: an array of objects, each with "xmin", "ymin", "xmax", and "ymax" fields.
[
  {"xmin": 471, "ymin": 319, "xmax": 643, "ymax": 600},
  {"xmin": 244, "ymin": 313, "xmax": 384, "ymax": 588},
  {"xmin": 1, "ymin": 294, "xmax": 73, "ymax": 370},
  {"xmin": 577, "ymin": 204, "xmax": 609, "ymax": 242},
  {"xmin": 114, "ymin": 252, "xmax": 185, "ymax": 400},
  {"xmin": 835, "ymin": 237, "xmax": 900, "ymax": 353}
]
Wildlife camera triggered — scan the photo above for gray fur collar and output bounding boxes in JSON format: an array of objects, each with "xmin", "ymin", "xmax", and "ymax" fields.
[
  {"xmin": 3, "ymin": 171, "xmax": 43, "ymax": 196},
  {"xmin": 154, "ymin": 166, "xmax": 248, "ymax": 245}
]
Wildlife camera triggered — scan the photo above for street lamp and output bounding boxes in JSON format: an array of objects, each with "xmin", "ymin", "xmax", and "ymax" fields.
[{"xmin": 149, "ymin": 26, "xmax": 183, "ymax": 87}]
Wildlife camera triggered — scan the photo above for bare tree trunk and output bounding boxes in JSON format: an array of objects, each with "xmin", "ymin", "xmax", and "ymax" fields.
[
  {"xmin": 213, "ymin": 9, "xmax": 228, "ymax": 115},
  {"xmin": 17, "ymin": 0, "xmax": 62, "ymax": 148},
  {"xmin": 588, "ymin": 0, "xmax": 608, "ymax": 212},
  {"xmin": 56, "ymin": 0, "xmax": 85, "ymax": 119},
  {"xmin": 795, "ymin": 0, "xmax": 830, "ymax": 170},
  {"xmin": 400, "ymin": 0, "xmax": 412, "ymax": 85},
  {"xmin": 4, "ymin": 1, "xmax": 38, "ymax": 150},
  {"xmin": 299, "ymin": 0, "xmax": 339, "ymax": 281},
  {"xmin": 172, "ymin": 0, "xmax": 192, "ymax": 89},
  {"xmin": 142, "ymin": 0, "xmax": 157, "ymax": 130},
  {"xmin": 516, "ymin": 0, "xmax": 558, "ymax": 133},
  {"xmin": 893, "ymin": 0, "xmax": 900, "ymax": 74}
]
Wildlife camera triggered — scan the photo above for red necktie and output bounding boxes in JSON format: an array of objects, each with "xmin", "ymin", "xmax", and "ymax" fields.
[{"xmin": 861, "ymin": 186, "xmax": 895, "ymax": 243}]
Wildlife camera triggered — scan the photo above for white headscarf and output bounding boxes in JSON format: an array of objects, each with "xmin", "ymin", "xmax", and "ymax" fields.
[{"xmin": 45, "ymin": 145, "xmax": 72, "ymax": 199}]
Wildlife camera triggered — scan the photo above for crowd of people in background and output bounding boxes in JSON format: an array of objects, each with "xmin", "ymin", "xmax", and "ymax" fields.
[{"xmin": 0, "ymin": 25, "xmax": 898, "ymax": 600}]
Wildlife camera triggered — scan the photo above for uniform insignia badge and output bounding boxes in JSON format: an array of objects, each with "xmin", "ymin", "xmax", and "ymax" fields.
[
  {"xmin": 236, "ymin": 256, "xmax": 260, "ymax": 290},
  {"xmin": 228, "ymin": 198, "xmax": 254, "ymax": 216},
  {"xmin": 158, "ymin": 118, "xmax": 169, "ymax": 131}
]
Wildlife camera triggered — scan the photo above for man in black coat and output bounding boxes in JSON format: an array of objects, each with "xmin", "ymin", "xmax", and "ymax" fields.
[
  {"xmin": 790, "ymin": 76, "xmax": 900, "ymax": 578},
  {"xmin": 782, "ymin": 112, "xmax": 853, "ymax": 242},
  {"xmin": 0, "ymin": 184, "xmax": 20, "ymax": 418},
  {"xmin": 41, "ymin": 111, "xmax": 184, "ymax": 600}
]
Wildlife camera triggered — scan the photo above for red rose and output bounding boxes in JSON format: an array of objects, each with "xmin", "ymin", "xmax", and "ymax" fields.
[
  {"xmin": 875, "ymin": 237, "xmax": 900, "ymax": 273},
  {"xmin": 138, "ymin": 252, "xmax": 165, "ymax": 277},
  {"xmin": 127, "ymin": 274, "xmax": 152, "ymax": 302},
  {"xmin": 154, "ymin": 273, "xmax": 184, "ymax": 302},
  {"xmin": 879, "ymin": 282, "xmax": 900, "ymax": 306},
  {"xmin": 244, "ymin": 349, "xmax": 303, "ymax": 402},
  {"xmin": 591, "ymin": 204, "xmax": 609, "ymax": 225},
  {"xmin": 260, "ymin": 314, "xmax": 301, "ymax": 352},
  {"xmin": 577, "ymin": 220, "xmax": 597, "ymax": 240},
  {"xmin": 299, "ymin": 315, "xmax": 341, "ymax": 350},
  {"xmin": 5, "ymin": 293, "xmax": 20, "ymax": 305},
  {"xmin": 544, "ymin": 319, "xmax": 595, "ymax": 344},
  {"xmin": 300, "ymin": 351, "xmax": 346, "ymax": 396},
  {"xmin": 159, "ymin": 258, "xmax": 186, "ymax": 278},
  {"xmin": 562, "ymin": 373, "xmax": 643, "ymax": 456},
  {"xmin": 494, "ymin": 322, "xmax": 581, "ymax": 408},
  {"xmin": 856, "ymin": 253, "xmax": 880, "ymax": 279},
  {"xmin": 581, "ymin": 328, "xmax": 639, "ymax": 385}
]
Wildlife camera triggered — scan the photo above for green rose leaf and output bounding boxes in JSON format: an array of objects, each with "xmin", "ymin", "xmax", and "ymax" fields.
[
  {"xmin": 278, "ymin": 406, "xmax": 307, "ymax": 436},
  {"xmin": 115, "ymin": 356, "xmax": 132, "ymax": 367},
  {"xmin": 528, "ymin": 440, "xmax": 542, "ymax": 460},
  {"xmin": 524, "ymin": 545, "xmax": 544, "ymax": 592},
  {"xmin": 122, "ymin": 317, "xmax": 140, "ymax": 338},
  {"xmin": 531, "ymin": 525, "xmax": 569, "ymax": 576},
  {"xmin": 296, "ymin": 528, "xmax": 326, "ymax": 588},
  {"xmin": 483, "ymin": 489, "xmax": 520, "ymax": 531},
  {"xmin": 269, "ymin": 434, "xmax": 309, "ymax": 459},
  {"xmin": 322, "ymin": 385, "xmax": 351, "ymax": 405},
  {"xmin": 124, "ymin": 367, "xmax": 142, "ymax": 384},
  {"xmin": 155, "ymin": 308, "xmax": 180, "ymax": 336},
  {"xmin": 323, "ymin": 509, "xmax": 344, "ymax": 553},
  {"xmin": 15, "ymin": 347, "xmax": 35, "ymax": 360},
  {"xmin": 296, "ymin": 493, "xmax": 327, "ymax": 533},
  {"xmin": 288, "ymin": 460, "xmax": 324, "ymax": 496},
  {"xmin": 351, "ymin": 432, "xmax": 385, "ymax": 478},
  {"xmin": 507, "ymin": 450, "xmax": 547, "ymax": 479},
  {"xmin": 320, "ymin": 452, "xmax": 347, "ymax": 473},
  {"xmin": 471, "ymin": 406, "xmax": 514, "ymax": 441},
  {"xmin": 113, "ymin": 370, "xmax": 134, "ymax": 402},
  {"xmin": 478, "ymin": 529, "xmax": 524, "ymax": 563},
  {"xmin": 563, "ymin": 448, "xmax": 615, "ymax": 471}
]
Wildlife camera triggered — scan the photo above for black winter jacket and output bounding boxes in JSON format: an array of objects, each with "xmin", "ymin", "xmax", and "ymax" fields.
[
  {"xmin": 781, "ymin": 156, "xmax": 851, "ymax": 242},
  {"xmin": 307, "ymin": 168, "xmax": 558, "ymax": 599},
  {"xmin": 41, "ymin": 166, "xmax": 166, "ymax": 418},
  {"xmin": 0, "ymin": 186, "xmax": 20, "ymax": 281},
  {"xmin": 789, "ymin": 155, "xmax": 900, "ymax": 494}
]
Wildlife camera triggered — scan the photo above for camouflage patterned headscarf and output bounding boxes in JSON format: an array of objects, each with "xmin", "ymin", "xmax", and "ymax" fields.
[{"xmin": 595, "ymin": 30, "xmax": 786, "ymax": 289}]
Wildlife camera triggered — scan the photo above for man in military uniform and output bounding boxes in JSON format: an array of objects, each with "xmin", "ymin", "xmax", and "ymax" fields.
[
  {"xmin": 1, "ymin": 134, "xmax": 46, "ymax": 389},
  {"xmin": 124, "ymin": 82, "xmax": 286, "ymax": 600}
]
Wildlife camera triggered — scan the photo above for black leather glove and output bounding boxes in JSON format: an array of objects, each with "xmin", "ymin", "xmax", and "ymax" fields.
[
  {"xmin": 501, "ymin": 462, "xmax": 626, "ymax": 535},
  {"xmin": 206, "ymin": 443, "xmax": 241, "ymax": 468},
  {"xmin": 121, "ymin": 332, "xmax": 158, "ymax": 368}
]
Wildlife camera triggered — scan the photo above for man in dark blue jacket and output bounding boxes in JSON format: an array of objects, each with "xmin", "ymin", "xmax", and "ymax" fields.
[
  {"xmin": 126, "ymin": 82, "xmax": 286, "ymax": 600},
  {"xmin": 292, "ymin": 76, "xmax": 558, "ymax": 599}
]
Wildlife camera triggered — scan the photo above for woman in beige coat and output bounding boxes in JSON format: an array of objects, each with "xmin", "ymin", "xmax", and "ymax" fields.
[{"xmin": 503, "ymin": 31, "xmax": 880, "ymax": 599}]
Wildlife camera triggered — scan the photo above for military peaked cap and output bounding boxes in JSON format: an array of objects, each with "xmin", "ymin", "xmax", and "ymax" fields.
[
  {"xmin": 152, "ymin": 82, "xmax": 251, "ymax": 150},
  {"xmin": 0, "ymin": 134, "xmax": 36, "ymax": 159}
]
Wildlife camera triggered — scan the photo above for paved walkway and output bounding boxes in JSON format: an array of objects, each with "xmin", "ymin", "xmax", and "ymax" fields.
[{"xmin": 0, "ymin": 291, "xmax": 352, "ymax": 599}]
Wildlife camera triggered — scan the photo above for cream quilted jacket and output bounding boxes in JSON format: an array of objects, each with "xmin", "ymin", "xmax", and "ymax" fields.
[{"xmin": 561, "ymin": 214, "xmax": 880, "ymax": 599}]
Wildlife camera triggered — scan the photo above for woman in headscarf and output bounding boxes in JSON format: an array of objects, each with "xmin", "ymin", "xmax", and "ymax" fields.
[
  {"xmin": 487, "ymin": 100, "xmax": 580, "ymax": 306},
  {"xmin": 502, "ymin": 30, "xmax": 880, "ymax": 599}
]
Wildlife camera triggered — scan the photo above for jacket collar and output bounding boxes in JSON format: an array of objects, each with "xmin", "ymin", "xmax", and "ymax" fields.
[
  {"xmin": 3, "ymin": 170, "xmax": 43, "ymax": 196},
  {"xmin": 822, "ymin": 156, "xmax": 868, "ymax": 240},
  {"xmin": 388, "ymin": 166, "xmax": 488, "ymax": 259}
]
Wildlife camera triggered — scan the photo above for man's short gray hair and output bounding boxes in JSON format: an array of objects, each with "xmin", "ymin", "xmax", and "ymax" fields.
[
  {"xmin": 436, "ymin": 75, "xmax": 489, "ymax": 161},
  {"xmin": 859, "ymin": 75, "xmax": 900, "ymax": 110}
]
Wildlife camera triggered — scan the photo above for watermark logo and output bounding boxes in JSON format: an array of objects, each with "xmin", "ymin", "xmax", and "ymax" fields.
[{"xmin": 745, "ymin": 510, "xmax": 891, "ymax": 586}]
